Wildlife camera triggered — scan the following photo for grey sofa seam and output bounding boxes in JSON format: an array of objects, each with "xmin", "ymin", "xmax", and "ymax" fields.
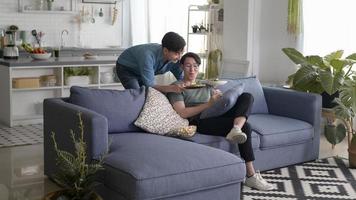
[
  {"xmin": 252, "ymin": 127, "xmax": 313, "ymax": 136},
  {"xmin": 108, "ymin": 161, "xmax": 244, "ymax": 181},
  {"xmin": 145, "ymin": 179, "xmax": 243, "ymax": 200}
]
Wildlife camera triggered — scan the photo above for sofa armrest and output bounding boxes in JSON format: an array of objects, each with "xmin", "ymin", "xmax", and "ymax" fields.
[
  {"xmin": 43, "ymin": 98, "xmax": 108, "ymax": 177},
  {"xmin": 263, "ymin": 87, "xmax": 322, "ymax": 126}
]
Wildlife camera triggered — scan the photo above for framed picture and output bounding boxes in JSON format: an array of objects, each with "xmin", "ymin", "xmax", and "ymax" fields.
[{"xmin": 82, "ymin": 0, "xmax": 117, "ymax": 4}]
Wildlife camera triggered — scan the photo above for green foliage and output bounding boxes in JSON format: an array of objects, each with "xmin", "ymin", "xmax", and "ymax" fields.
[
  {"xmin": 282, "ymin": 48, "xmax": 356, "ymax": 95},
  {"xmin": 333, "ymin": 77, "xmax": 356, "ymax": 147},
  {"xmin": 334, "ymin": 77, "xmax": 356, "ymax": 120},
  {"xmin": 324, "ymin": 123, "xmax": 347, "ymax": 145},
  {"xmin": 51, "ymin": 113, "xmax": 106, "ymax": 200},
  {"xmin": 206, "ymin": 49, "xmax": 222, "ymax": 80},
  {"xmin": 64, "ymin": 67, "xmax": 94, "ymax": 78},
  {"xmin": 287, "ymin": 0, "xmax": 302, "ymax": 36}
]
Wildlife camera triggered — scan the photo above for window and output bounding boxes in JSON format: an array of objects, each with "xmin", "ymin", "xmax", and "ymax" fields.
[{"xmin": 303, "ymin": 0, "xmax": 356, "ymax": 56}]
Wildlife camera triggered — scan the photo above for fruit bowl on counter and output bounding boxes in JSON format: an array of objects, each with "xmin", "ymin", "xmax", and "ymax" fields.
[{"xmin": 30, "ymin": 52, "xmax": 52, "ymax": 60}]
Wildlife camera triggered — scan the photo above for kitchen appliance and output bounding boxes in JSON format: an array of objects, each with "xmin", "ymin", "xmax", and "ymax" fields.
[{"xmin": 3, "ymin": 30, "xmax": 19, "ymax": 59}]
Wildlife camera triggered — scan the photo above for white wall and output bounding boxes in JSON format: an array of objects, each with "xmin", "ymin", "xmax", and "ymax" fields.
[
  {"xmin": 222, "ymin": 0, "xmax": 299, "ymax": 84},
  {"xmin": 256, "ymin": 0, "xmax": 298, "ymax": 84},
  {"xmin": 222, "ymin": 0, "xmax": 250, "ymax": 78},
  {"xmin": 0, "ymin": 0, "xmax": 122, "ymax": 48}
]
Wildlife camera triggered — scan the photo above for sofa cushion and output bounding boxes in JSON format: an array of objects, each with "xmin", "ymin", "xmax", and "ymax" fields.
[
  {"xmin": 248, "ymin": 114, "xmax": 314, "ymax": 149},
  {"xmin": 187, "ymin": 132, "xmax": 260, "ymax": 154},
  {"xmin": 134, "ymin": 87, "xmax": 191, "ymax": 135},
  {"xmin": 69, "ymin": 86, "xmax": 145, "ymax": 133},
  {"xmin": 200, "ymin": 83, "xmax": 244, "ymax": 119},
  {"xmin": 103, "ymin": 132, "xmax": 246, "ymax": 199},
  {"xmin": 221, "ymin": 77, "xmax": 268, "ymax": 114}
]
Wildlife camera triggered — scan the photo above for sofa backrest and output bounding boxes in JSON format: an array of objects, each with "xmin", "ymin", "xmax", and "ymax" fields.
[
  {"xmin": 217, "ymin": 76, "xmax": 269, "ymax": 114},
  {"xmin": 69, "ymin": 86, "xmax": 146, "ymax": 133}
]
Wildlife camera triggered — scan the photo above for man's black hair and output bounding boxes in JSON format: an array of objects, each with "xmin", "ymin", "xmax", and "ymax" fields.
[
  {"xmin": 180, "ymin": 52, "xmax": 201, "ymax": 66},
  {"xmin": 161, "ymin": 32, "xmax": 186, "ymax": 52}
]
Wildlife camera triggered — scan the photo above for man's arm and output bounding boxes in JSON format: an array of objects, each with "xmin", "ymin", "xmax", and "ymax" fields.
[
  {"xmin": 170, "ymin": 63, "xmax": 184, "ymax": 81},
  {"xmin": 153, "ymin": 84, "xmax": 185, "ymax": 93}
]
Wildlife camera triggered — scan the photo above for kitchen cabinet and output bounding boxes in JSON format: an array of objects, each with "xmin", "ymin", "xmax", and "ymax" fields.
[
  {"xmin": 0, "ymin": 57, "xmax": 123, "ymax": 127},
  {"xmin": 18, "ymin": 0, "xmax": 77, "ymax": 14}
]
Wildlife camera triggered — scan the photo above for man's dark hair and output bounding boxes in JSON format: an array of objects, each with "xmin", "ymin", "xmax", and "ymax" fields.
[
  {"xmin": 161, "ymin": 32, "xmax": 186, "ymax": 52},
  {"xmin": 180, "ymin": 52, "xmax": 201, "ymax": 66}
]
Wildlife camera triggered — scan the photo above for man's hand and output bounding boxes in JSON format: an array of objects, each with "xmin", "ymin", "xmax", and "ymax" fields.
[
  {"xmin": 169, "ymin": 84, "xmax": 185, "ymax": 93},
  {"xmin": 208, "ymin": 89, "xmax": 222, "ymax": 105}
]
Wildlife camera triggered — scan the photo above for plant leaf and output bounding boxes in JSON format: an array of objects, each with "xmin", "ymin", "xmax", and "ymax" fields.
[
  {"xmin": 320, "ymin": 69, "xmax": 344, "ymax": 95},
  {"xmin": 324, "ymin": 50, "xmax": 344, "ymax": 62},
  {"xmin": 330, "ymin": 59, "xmax": 348, "ymax": 72},
  {"xmin": 346, "ymin": 53, "xmax": 356, "ymax": 60},
  {"xmin": 292, "ymin": 65, "xmax": 323, "ymax": 93},
  {"xmin": 306, "ymin": 55, "xmax": 326, "ymax": 68},
  {"xmin": 282, "ymin": 48, "xmax": 306, "ymax": 65},
  {"xmin": 324, "ymin": 124, "xmax": 346, "ymax": 145}
]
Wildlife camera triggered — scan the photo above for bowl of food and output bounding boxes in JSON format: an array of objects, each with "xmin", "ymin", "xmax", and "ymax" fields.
[
  {"xmin": 30, "ymin": 52, "xmax": 52, "ymax": 60},
  {"xmin": 83, "ymin": 52, "xmax": 98, "ymax": 59}
]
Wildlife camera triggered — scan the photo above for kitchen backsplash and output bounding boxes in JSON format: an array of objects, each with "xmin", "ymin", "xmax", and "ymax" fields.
[{"xmin": 0, "ymin": 0, "xmax": 123, "ymax": 48}]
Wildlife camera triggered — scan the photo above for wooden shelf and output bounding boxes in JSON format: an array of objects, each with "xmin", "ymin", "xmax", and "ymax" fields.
[
  {"xmin": 12, "ymin": 86, "xmax": 62, "ymax": 91},
  {"xmin": 100, "ymin": 82, "xmax": 122, "ymax": 87},
  {"xmin": 63, "ymin": 84, "xmax": 99, "ymax": 89},
  {"xmin": 18, "ymin": 0, "xmax": 77, "ymax": 14},
  {"xmin": 19, "ymin": 10, "xmax": 76, "ymax": 14}
]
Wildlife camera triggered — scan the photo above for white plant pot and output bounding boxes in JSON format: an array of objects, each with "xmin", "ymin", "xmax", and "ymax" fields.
[{"xmin": 65, "ymin": 76, "xmax": 90, "ymax": 86}]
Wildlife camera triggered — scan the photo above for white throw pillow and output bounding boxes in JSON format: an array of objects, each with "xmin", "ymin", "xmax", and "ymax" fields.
[{"xmin": 135, "ymin": 87, "xmax": 195, "ymax": 137}]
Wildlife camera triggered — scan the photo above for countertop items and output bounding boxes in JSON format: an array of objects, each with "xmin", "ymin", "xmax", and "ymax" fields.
[{"xmin": 0, "ymin": 56, "xmax": 117, "ymax": 67}]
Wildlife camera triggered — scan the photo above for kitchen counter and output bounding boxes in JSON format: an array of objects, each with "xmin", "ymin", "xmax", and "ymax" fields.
[
  {"xmin": 0, "ymin": 47, "xmax": 124, "ymax": 59},
  {"xmin": 0, "ymin": 56, "xmax": 118, "ymax": 67}
]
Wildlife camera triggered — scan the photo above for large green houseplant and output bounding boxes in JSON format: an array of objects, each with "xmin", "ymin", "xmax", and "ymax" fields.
[
  {"xmin": 332, "ymin": 77, "xmax": 356, "ymax": 168},
  {"xmin": 282, "ymin": 48, "xmax": 356, "ymax": 97},
  {"xmin": 45, "ymin": 113, "xmax": 106, "ymax": 200}
]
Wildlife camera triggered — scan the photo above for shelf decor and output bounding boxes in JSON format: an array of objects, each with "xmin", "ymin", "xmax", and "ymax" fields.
[
  {"xmin": 18, "ymin": 0, "xmax": 76, "ymax": 14},
  {"xmin": 82, "ymin": 0, "xmax": 117, "ymax": 4}
]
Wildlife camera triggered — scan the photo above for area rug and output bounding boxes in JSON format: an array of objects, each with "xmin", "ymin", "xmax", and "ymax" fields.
[
  {"xmin": 242, "ymin": 157, "xmax": 356, "ymax": 199},
  {"xmin": 0, "ymin": 123, "xmax": 43, "ymax": 148}
]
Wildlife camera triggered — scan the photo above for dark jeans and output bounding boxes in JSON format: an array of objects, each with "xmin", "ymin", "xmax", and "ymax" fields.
[
  {"xmin": 192, "ymin": 93, "xmax": 255, "ymax": 162},
  {"xmin": 116, "ymin": 64, "xmax": 143, "ymax": 89}
]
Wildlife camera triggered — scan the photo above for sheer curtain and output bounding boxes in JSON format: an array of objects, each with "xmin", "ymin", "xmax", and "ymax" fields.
[{"xmin": 303, "ymin": 0, "xmax": 356, "ymax": 56}]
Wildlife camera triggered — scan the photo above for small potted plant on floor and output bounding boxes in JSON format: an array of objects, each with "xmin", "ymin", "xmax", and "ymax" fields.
[{"xmin": 44, "ymin": 113, "xmax": 106, "ymax": 200}]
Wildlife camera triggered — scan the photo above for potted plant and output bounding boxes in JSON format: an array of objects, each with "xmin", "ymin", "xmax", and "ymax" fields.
[
  {"xmin": 206, "ymin": 49, "xmax": 222, "ymax": 80},
  {"xmin": 44, "ymin": 113, "xmax": 106, "ymax": 200},
  {"xmin": 64, "ymin": 67, "xmax": 94, "ymax": 86},
  {"xmin": 332, "ymin": 77, "xmax": 356, "ymax": 168},
  {"xmin": 282, "ymin": 48, "xmax": 356, "ymax": 108},
  {"xmin": 47, "ymin": 0, "xmax": 54, "ymax": 11},
  {"xmin": 191, "ymin": 25, "xmax": 199, "ymax": 33}
]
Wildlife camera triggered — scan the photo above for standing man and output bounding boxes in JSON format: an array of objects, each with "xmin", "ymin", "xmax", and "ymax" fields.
[{"xmin": 116, "ymin": 32, "xmax": 186, "ymax": 93}]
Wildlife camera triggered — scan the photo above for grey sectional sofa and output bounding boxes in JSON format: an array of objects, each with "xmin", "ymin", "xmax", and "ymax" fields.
[{"xmin": 43, "ymin": 77, "xmax": 321, "ymax": 200}]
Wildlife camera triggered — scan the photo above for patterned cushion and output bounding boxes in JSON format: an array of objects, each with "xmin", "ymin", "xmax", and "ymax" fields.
[{"xmin": 134, "ymin": 87, "xmax": 192, "ymax": 136}]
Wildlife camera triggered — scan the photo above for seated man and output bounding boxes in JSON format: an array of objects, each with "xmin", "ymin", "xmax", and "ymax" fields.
[{"xmin": 166, "ymin": 52, "xmax": 274, "ymax": 191}]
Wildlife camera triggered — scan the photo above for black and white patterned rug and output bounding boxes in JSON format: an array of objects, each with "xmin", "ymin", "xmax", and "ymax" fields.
[
  {"xmin": 0, "ymin": 123, "xmax": 43, "ymax": 148},
  {"xmin": 242, "ymin": 157, "xmax": 356, "ymax": 200}
]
